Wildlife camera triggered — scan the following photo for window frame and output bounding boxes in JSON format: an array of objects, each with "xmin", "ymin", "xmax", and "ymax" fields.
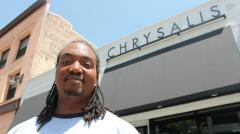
[
  {"xmin": 6, "ymin": 73, "xmax": 20, "ymax": 100},
  {"xmin": 16, "ymin": 35, "xmax": 30, "ymax": 59},
  {"xmin": 0, "ymin": 49, "xmax": 10, "ymax": 69}
]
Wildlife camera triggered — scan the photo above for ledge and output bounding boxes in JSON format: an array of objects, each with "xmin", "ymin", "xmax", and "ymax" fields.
[{"xmin": 0, "ymin": 98, "xmax": 21, "ymax": 114}]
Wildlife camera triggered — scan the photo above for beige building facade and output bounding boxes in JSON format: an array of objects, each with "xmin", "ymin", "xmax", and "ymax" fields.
[{"xmin": 0, "ymin": 1, "xmax": 88, "ymax": 133}]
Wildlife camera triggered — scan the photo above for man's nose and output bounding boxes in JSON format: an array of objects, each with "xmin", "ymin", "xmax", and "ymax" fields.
[{"xmin": 69, "ymin": 61, "xmax": 83, "ymax": 74}]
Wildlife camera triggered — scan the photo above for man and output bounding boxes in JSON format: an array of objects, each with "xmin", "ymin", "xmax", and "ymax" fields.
[{"xmin": 8, "ymin": 40, "xmax": 139, "ymax": 134}]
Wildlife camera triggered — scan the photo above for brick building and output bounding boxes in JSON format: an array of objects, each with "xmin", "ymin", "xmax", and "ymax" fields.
[{"xmin": 0, "ymin": 1, "xmax": 90, "ymax": 133}]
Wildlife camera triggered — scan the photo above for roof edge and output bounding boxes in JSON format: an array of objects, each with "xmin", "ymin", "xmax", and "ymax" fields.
[{"xmin": 0, "ymin": 0, "xmax": 48, "ymax": 38}]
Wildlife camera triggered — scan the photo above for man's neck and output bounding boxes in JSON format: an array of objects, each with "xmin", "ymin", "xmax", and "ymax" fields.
[{"xmin": 56, "ymin": 96, "xmax": 89, "ymax": 115}]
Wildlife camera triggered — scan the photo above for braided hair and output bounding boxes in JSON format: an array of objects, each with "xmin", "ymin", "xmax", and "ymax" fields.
[{"xmin": 37, "ymin": 40, "xmax": 106, "ymax": 131}]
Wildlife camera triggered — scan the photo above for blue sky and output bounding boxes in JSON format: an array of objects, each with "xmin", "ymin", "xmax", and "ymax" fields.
[{"xmin": 1, "ymin": 0, "xmax": 208, "ymax": 47}]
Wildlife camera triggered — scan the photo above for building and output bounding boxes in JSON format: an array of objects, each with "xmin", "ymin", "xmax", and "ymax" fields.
[
  {"xmin": 0, "ymin": 0, "xmax": 89, "ymax": 133},
  {"xmin": 98, "ymin": 0, "xmax": 240, "ymax": 133},
  {"xmin": 10, "ymin": 0, "xmax": 240, "ymax": 134}
]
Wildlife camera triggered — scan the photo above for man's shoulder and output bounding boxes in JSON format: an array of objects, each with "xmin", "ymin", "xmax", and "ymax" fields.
[
  {"xmin": 104, "ymin": 111, "xmax": 123, "ymax": 122},
  {"xmin": 104, "ymin": 111, "xmax": 128, "ymax": 123},
  {"xmin": 7, "ymin": 117, "xmax": 38, "ymax": 134},
  {"xmin": 103, "ymin": 111, "xmax": 139, "ymax": 133},
  {"xmin": 16, "ymin": 117, "xmax": 38, "ymax": 126}
]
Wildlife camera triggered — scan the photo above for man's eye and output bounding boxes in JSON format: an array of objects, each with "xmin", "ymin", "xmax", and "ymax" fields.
[
  {"xmin": 84, "ymin": 62, "xmax": 93, "ymax": 68},
  {"xmin": 60, "ymin": 59, "xmax": 72, "ymax": 66}
]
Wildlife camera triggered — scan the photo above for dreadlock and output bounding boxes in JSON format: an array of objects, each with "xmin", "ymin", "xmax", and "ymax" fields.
[
  {"xmin": 37, "ymin": 83, "xmax": 58, "ymax": 131},
  {"xmin": 37, "ymin": 40, "xmax": 107, "ymax": 131},
  {"xmin": 82, "ymin": 83, "xmax": 106, "ymax": 124}
]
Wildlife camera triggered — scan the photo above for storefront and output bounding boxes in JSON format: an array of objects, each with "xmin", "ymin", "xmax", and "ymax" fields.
[{"xmin": 97, "ymin": 0, "xmax": 240, "ymax": 133}]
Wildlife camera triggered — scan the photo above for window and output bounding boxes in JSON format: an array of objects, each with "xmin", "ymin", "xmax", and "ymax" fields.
[
  {"xmin": 6, "ymin": 84, "xmax": 17, "ymax": 100},
  {"xmin": 6, "ymin": 73, "xmax": 20, "ymax": 100},
  {"xmin": 150, "ymin": 104, "xmax": 240, "ymax": 134},
  {"xmin": 0, "ymin": 49, "xmax": 10, "ymax": 68},
  {"xmin": 151, "ymin": 113, "xmax": 198, "ymax": 134},
  {"xmin": 136, "ymin": 126, "xmax": 148, "ymax": 134},
  {"xmin": 16, "ymin": 35, "xmax": 30, "ymax": 59}
]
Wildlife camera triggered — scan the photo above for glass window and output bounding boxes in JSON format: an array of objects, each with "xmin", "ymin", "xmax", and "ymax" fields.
[
  {"xmin": 211, "ymin": 111, "xmax": 240, "ymax": 134},
  {"xmin": 6, "ymin": 73, "xmax": 20, "ymax": 100},
  {"xmin": 16, "ymin": 35, "xmax": 30, "ymax": 59},
  {"xmin": 196, "ymin": 116, "xmax": 208, "ymax": 134},
  {"xmin": 152, "ymin": 117, "xmax": 198, "ymax": 134},
  {"xmin": 6, "ymin": 84, "xmax": 17, "ymax": 100},
  {"xmin": 136, "ymin": 126, "xmax": 148, "ymax": 134},
  {"xmin": 0, "ymin": 49, "xmax": 10, "ymax": 68},
  {"xmin": 150, "ymin": 105, "xmax": 240, "ymax": 134}
]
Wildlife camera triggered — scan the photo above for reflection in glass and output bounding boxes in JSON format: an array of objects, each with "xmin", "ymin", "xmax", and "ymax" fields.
[{"xmin": 151, "ymin": 106, "xmax": 240, "ymax": 134}]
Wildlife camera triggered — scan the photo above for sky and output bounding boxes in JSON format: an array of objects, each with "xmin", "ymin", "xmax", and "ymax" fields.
[{"xmin": 1, "ymin": 0, "xmax": 208, "ymax": 47}]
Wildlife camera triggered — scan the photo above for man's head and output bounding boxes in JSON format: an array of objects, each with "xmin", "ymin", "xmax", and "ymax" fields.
[
  {"xmin": 55, "ymin": 41, "xmax": 99, "ymax": 99},
  {"xmin": 37, "ymin": 40, "xmax": 106, "ymax": 130}
]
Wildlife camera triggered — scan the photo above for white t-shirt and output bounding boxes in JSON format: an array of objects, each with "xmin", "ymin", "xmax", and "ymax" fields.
[{"xmin": 8, "ymin": 111, "xmax": 139, "ymax": 134}]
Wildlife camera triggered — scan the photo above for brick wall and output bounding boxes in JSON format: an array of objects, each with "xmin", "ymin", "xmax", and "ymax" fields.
[{"xmin": 30, "ymin": 13, "xmax": 84, "ymax": 78}]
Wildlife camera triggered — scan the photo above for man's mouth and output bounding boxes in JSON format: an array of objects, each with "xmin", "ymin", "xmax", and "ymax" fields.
[{"xmin": 64, "ymin": 75, "xmax": 85, "ymax": 83}]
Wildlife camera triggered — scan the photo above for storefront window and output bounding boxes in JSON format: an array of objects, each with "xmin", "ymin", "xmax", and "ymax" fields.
[
  {"xmin": 211, "ymin": 111, "xmax": 240, "ymax": 134},
  {"xmin": 150, "ymin": 104, "xmax": 240, "ymax": 134},
  {"xmin": 136, "ymin": 126, "xmax": 148, "ymax": 134}
]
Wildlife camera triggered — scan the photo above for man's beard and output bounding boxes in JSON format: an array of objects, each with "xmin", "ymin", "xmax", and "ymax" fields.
[{"xmin": 63, "ymin": 90, "xmax": 83, "ymax": 96}]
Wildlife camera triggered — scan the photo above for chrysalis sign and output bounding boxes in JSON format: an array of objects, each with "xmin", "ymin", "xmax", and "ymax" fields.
[{"xmin": 106, "ymin": 5, "xmax": 225, "ymax": 61}]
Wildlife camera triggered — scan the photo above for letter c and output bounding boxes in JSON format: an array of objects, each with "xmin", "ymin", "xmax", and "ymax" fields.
[{"xmin": 107, "ymin": 47, "xmax": 115, "ymax": 58}]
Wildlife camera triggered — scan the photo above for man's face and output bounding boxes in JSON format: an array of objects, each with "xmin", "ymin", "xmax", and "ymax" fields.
[{"xmin": 55, "ymin": 42, "xmax": 97, "ymax": 100}]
